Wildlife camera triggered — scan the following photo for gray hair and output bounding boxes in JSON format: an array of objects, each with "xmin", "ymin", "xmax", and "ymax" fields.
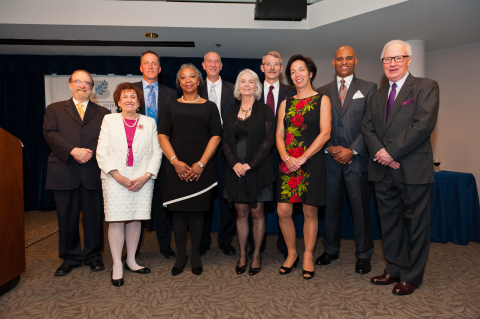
[
  {"xmin": 262, "ymin": 51, "xmax": 283, "ymax": 64},
  {"xmin": 175, "ymin": 63, "xmax": 204, "ymax": 93},
  {"xmin": 204, "ymin": 51, "xmax": 222, "ymax": 62},
  {"xmin": 233, "ymin": 69, "xmax": 262, "ymax": 101},
  {"xmin": 380, "ymin": 40, "xmax": 413, "ymax": 59}
]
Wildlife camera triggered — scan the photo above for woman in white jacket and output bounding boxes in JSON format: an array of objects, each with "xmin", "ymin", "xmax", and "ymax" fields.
[{"xmin": 97, "ymin": 82, "xmax": 162, "ymax": 287}]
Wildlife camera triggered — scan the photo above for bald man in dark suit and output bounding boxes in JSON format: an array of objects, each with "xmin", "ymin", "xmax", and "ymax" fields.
[
  {"xmin": 362, "ymin": 40, "xmax": 439, "ymax": 295},
  {"xmin": 44, "ymin": 70, "xmax": 110, "ymax": 276}
]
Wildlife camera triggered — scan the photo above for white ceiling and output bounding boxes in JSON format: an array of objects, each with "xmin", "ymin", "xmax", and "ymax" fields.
[{"xmin": 0, "ymin": 0, "xmax": 479, "ymax": 60}]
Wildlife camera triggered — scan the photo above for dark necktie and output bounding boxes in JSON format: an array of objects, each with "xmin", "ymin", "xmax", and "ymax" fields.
[
  {"xmin": 339, "ymin": 79, "xmax": 347, "ymax": 108},
  {"xmin": 266, "ymin": 85, "xmax": 275, "ymax": 114},
  {"xmin": 386, "ymin": 83, "xmax": 397, "ymax": 122}
]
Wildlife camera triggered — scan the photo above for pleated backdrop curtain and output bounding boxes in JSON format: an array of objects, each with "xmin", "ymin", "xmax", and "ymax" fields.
[{"xmin": 0, "ymin": 55, "xmax": 262, "ymax": 211}]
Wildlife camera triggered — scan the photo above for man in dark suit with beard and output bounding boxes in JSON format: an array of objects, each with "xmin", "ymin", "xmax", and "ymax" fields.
[
  {"xmin": 315, "ymin": 46, "xmax": 376, "ymax": 274},
  {"xmin": 247, "ymin": 51, "xmax": 295, "ymax": 258},
  {"xmin": 199, "ymin": 51, "xmax": 237, "ymax": 257},
  {"xmin": 362, "ymin": 40, "xmax": 439, "ymax": 295},
  {"xmin": 44, "ymin": 70, "xmax": 110, "ymax": 276},
  {"xmin": 131, "ymin": 50, "xmax": 178, "ymax": 260}
]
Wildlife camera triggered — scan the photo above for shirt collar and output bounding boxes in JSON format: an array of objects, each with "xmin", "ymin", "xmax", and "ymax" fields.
[
  {"xmin": 337, "ymin": 74, "xmax": 354, "ymax": 89},
  {"xmin": 264, "ymin": 80, "xmax": 279, "ymax": 90},
  {"xmin": 72, "ymin": 98, "xmax": 89, "ymax": 108},
  {"xmin": 389, "ymin": 72, "xmax": 409, "ymax": 89},
  {"xmin": 142, "ymin": 79, "xmax": 158, "ymax": 90},
  {"xmin": 207, "ymin": 76, "xmax": 222, "ymax": 87}
]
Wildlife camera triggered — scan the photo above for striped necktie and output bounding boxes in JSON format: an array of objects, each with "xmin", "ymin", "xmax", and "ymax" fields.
[
  {"xmin": 146, "ymin": 85, "xmax": 157, "ymax": 121},
  {"xmin": 266, "ymin": 85, "xmax": 275, "ymax": 114},
  {"xmin": 76, "ymin": 104, "xmax": 85, "ymax": 120},
  {"xmin": 339, "ymin": 79, "xmax": 347, "ymax": 108}
]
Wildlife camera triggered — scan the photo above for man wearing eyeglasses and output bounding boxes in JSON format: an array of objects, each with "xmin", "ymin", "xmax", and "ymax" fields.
[
  {"xmin": 315, "ymin": 46, "xmax": 376, "ymax": 274},
  {"xmin": 247, "ymin": 51, "xmax": 295, "ymax": 259},
  {"xmin": 362, "ymin": 40, "xmax": 439, "ymax": 295},
  {"xmin": 44, "ymin": 70, "xmax": 110, "ymax": 276}
]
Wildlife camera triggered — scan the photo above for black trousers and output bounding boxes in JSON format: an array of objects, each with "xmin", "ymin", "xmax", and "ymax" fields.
[
  {"xmin": 53, "ymin": 183, "xmax": 104, "ymax": 266},
  {"xmin": 375, "ymin": 169, "xmax": 432, "ymax": 285},
  {"xmin": 202, "ymin": 152, "xmax": 236, "ymax": 246},
  {"xmin": 321, "ymin": 167, "xmax": 374, "ymax": 259}
]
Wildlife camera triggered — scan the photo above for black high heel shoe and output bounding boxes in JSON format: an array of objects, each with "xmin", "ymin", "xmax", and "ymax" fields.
[
  {"xmin": 191, "ymin": 266, "xmax": 203, "ymax": 276},
  {"xmin": 235, "ymin": 257, "xmax": 248, "ymax": 275},
  {"xmin": 171, "ymin": 255, "xmax": 188, "ymax": 276},
  {"xmin": 303, "ymin": 269, "xmax": 315, "ymax": 280},
  {"xmin": 125, "ymin": 263, "xmax": 151, "ymax": 274},
  {"xmin": 279, "ymin": 255, "xmax": 299, "ymax": 275},
  {"xmin": 248, "ymin": 257, "xmax": 262, "ymax": 276},
  {"xmin": 111, "ymin": 271, "xmax": 124, "ymax": 287}
]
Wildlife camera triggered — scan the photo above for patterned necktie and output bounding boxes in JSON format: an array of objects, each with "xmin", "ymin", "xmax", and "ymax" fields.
[
  {"xmin": 208, "ymin": 83, "xmax": 218, "ymax": 106},
  {"xmin": 386, "ymin": 83, "xmax": 397, "ymax": 123},
  {"xmin": 146, "ymin": 85, "xmax": 157, "ymax": 121},
  {"xmin": 266, "ymin": 85, "xmax": 275, "ymax": 114},
  {"xmin": 339, "ymin": 79, "xmax": 347, "ymax": 108},
  {"xmin": 76, "ymin": 104, "xmax": 85, "ymax": 120}
]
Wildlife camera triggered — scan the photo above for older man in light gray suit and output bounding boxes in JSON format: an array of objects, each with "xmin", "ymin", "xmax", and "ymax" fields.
[
  {"xmin": 361, "ymin": 40, "xmax": 439, "ymax": 295},
  {"xmin": 316, "ymin": 46, "xmax": 376, "ymax": 274}
]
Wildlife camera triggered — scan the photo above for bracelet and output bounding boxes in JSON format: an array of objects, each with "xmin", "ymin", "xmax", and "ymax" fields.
[
  {"xmin": 170, "ymin": 155, "xmax": 176, "ymax": 164},
  {"xmin": 146, "ymin": 173, "xmax": 153, "ymax": 179},
  {"xmin": 285, "ymin": 157, "xmax": 290, "ymax": 162}
]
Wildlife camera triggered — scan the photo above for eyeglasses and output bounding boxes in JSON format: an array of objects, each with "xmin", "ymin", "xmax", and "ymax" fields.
[
  {"xmin": 71, "ymin": 80, "xmax": 92, "ymax": 87},
  {"xmin": 263, "ymin": 62, "xmax": 282, "ymax": 67},
  {"xmin": 382, "ymin": 55, "xmax": 410, "ymax": 64}
]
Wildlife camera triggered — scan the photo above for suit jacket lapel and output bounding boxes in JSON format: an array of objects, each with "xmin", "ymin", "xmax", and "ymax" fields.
[
  {"xmin": 377, "ymin": 87, "xmax": 389, "ymax": 132},
  {"xmin": 220, "ymin": 81, "xmax": 229, "ymax": 118},
  {"xmin": 65, "ymin": 98, "xmax": 83, "ymax": 125},
  {"xmin": 328, "ymin": 82, "xmax": 342, "ymax": 117},
  {"xmin": 133, "ymin": 115, "xmax": 145, "ymax": 142},
  {"xmin": 201, "ymin": 81, "xmax": 208, "ymax": 100},
  {"xmin": 385, "ymin": 74, "xmax": 414, "ymax": 131},
  {"xmin": 82, "ymin": 101, "xmax": 98, "ymax": 125},
  {"xmin": 115, "ymin": 114, "xmax": 128, "ymax": 143},
  {"xmin": 157, "ymin": 85, "xmax": 167, "ymax": 117},
  {"xmin": 341, "ymin": 77, "xmax": 358, "ymax": 115}
]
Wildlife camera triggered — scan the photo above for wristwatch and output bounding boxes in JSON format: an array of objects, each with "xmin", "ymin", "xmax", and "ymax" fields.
[
  {"xmin": 146, "ymin": 173, "xmax": 153, "ymax": 179},
  {"xmin": 198, "ymin": 161, "xmax": 204, "ymax": 168}
]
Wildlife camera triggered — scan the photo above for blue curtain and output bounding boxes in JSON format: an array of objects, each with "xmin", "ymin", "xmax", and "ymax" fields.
[{"xmin": 0, "ymin": 54, "xmax": 262, "ymax": 211}]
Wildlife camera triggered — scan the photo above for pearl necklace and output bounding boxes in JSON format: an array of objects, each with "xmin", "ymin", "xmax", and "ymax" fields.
[
  {"xmin": 181, "ymin": 95, "xmax": 201, "ymax": 103},
  {"xmin": 122, "ymin": 115, "xmax": 139, "ymax": 127}
]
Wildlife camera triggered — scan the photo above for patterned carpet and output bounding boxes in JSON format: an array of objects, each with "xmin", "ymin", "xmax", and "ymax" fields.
[{"xmin": 1, "ymin": 210, "xmax": 480, "ymax": 318}]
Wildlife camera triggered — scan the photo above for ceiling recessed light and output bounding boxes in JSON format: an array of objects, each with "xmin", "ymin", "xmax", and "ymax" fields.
[{"xmin": 144, "ymin": 33, "xmax": 159, "ymax": 39}]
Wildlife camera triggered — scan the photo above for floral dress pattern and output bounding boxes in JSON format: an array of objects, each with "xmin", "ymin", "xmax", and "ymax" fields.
[{"xmin": 276, "ymin": 95, "xmax": 326, "ymax": 206}]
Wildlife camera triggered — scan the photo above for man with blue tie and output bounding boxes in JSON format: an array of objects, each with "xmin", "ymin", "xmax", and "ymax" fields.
[{"xmin": 131, "ymin": 51, "xmax": 177, "ymax": 260}]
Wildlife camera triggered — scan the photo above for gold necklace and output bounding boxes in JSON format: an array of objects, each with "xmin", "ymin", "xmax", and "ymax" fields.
[{"xmin": 240, "ymin": 104, "xmax": 253, "ymax": 114}]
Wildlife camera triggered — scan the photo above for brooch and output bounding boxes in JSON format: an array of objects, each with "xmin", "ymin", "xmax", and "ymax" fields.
[{"xmin": 138, "ymin": 124, "xmax": 144, "ymax": 130}]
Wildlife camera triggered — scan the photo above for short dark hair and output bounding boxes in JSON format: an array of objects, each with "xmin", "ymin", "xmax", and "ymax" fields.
[
  {"xmin": 140, "ymin": 50, "xmax": 160, "ymax": 65},
  {"xmin": 285, "ymin": 54, "xmax": 317, "ymax": 87},
  {"xmin": 113, "ymin": 82, "xmax": 145, "ymax": 113},
  {"xmin": 175, "ymin": 63, "xmax": 204, "ymax": 95},
  {"xmin": 69, "ymin": 70, "xmax": 94, "ymax": 87}
]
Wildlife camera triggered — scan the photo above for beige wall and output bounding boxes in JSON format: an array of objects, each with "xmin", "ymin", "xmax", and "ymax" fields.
[{"xmin": 427, "ymin": 42, "xmax": 480, "ymax": 186}]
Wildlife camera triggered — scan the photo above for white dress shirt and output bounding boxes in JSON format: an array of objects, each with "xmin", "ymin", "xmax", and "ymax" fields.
[
  {"xmin": 337, "ymin": 74, "xmax": 354, "ymax": 92},
  {"xmin": 263, "ymin": 80, "xmax": 280, "ymax": 116},
  {"xmin": 388, "ymin": 72, "xmax": 409, "ymax": 100},
  {"xmin": 206, "ymin": 77, "xmax": 223, "ymax": 124}
]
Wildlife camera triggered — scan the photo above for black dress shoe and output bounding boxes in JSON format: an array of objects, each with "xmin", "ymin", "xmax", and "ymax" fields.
[
  {"xmin": 303, "ymin": 269, "xmax": 315, "ymax": 280},
  {"xmin": 279, "ymin": 255, "xmax": 300, "ymax": 275},
  {"xmin": 191, "ymin": 267, "xmax": 203, "ymax": 276},
  {"xmin": 111, "ymin": 271, "xmax": 124, "ymax": 287},
  {"xmin": 219, "ymin": 243, "xmax": 236, "ymax": 256},
  {"xmin": 315, "ymin": 252, "xmax": 339, "ymax": 265},
  {"xmin": 355, "ymin": 258, "xmax": 371, "ymax": 274},
  {"xmin": 160, "ymin": 246, "xmax": 176, "ymax": 259},
  {"xmin": 125, "ymin": 263, "xmax": 151, "ymax": 274},
  {"xmin": 248, "ymin": 258, "xmax": 262, "ymax": 276},
  {"xmin": 199, "ymin": 245, "xmax": 210, "ymax": 257},
  {"xmin": 89, "ymin": 260, "xmax": 105, "ymax": 272},
  {"xmin": 171, "ymin": 256, "xmax": 188, "ymax": 276},
  {"xmin": 54, "ymin": 263, "xmax": 80, "ymax": 276},
  {"xmin": 235, "ymin": 258, "xmax": 248, "ymax": 275}
]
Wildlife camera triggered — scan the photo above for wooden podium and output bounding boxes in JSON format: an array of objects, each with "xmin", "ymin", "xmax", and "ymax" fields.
[{"xmin": 0, "ymin": 127, "xmax": 25, "ymax": 296}]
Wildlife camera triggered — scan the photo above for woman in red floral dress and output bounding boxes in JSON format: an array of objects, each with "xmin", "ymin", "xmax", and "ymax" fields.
[{"xmin": 276, "ymin": 54, "xmax": 331, "ymax": 279}]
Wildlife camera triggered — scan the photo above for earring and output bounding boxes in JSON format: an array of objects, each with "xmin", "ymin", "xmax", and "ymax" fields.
[
  {"xmin": 136, "ymin": 108, "xmax": 139, "ymax": 113},
  {"xmin": 118, "ymin": 107, "xmax": 122, "ymax": 111}
]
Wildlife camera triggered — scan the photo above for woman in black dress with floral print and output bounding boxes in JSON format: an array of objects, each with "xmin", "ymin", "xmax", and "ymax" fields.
[{"xmin": 276, "ymin": 55, "xmax": 332, "ymax": 279}]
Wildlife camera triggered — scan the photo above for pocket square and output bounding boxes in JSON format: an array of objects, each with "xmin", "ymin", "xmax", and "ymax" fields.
[
  {"xmin": 352, "ymin": 90, "xmax": 364, "ymax": 99},
  {"xmin": 402, "ymin": 98, "xmax": 414, "ymax": 105}
]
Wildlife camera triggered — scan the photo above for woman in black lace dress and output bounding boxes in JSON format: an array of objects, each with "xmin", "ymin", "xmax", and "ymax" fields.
[{"xmin": 223, "ymin": 69, "xmax": 275, "ymax": 276}]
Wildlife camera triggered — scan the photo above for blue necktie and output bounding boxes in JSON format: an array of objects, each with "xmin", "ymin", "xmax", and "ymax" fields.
[{"xmin": 146, "ymin": 85, "xmax": 157, "ymax": 121}]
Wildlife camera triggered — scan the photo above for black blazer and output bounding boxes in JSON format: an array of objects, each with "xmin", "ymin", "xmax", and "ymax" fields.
[
  {"xmin": 318, "ymin": 77, "xmax": 377, "ymax": 173},
  {"xmin": 133, "ymin": 81, "xmax": 177, "ymax": 125},
  {"xmin": 361, "ymin": 74, "xmax": 439, "ymax": 184},
  {"xmin": 43, "ymin": 98, "xmax": 110, "ymax": 190},
  {"xmin": 222, "ymin": 102, "xmax": 276, "ymax": 207},
  {"xmin": 200, "ymin": 79, "xmax": 237, "ymax": 122}
]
